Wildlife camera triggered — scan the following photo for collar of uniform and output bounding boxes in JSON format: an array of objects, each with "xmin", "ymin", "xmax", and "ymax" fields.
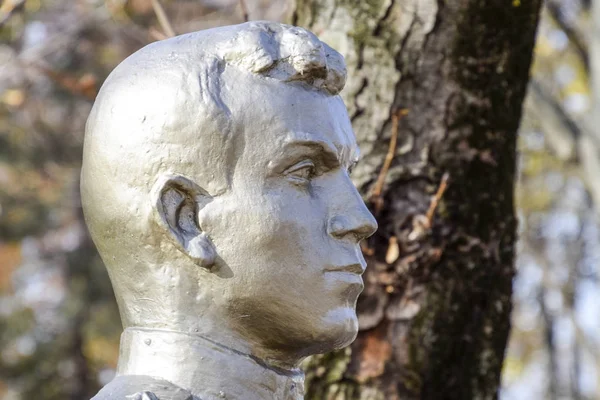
[{"xmin": 117, "ymin": 328, "xmax": 305, "ymax": 400}]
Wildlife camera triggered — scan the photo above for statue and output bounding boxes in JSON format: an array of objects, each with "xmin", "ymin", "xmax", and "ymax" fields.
[{"xmin": 81, "ymin": 21, "xmax": 377, "ymax": 400}]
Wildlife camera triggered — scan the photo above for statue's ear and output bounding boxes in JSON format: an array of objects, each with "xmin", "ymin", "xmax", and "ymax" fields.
[{"xmin": 151, "ymin": 174, "xmax": 216, "ymax": 269}]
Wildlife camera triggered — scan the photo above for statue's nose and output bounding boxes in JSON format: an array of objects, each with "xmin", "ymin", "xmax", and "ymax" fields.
[{"xmin": 327, "ymin": 211, "xmax": 378, "ymax": 242}]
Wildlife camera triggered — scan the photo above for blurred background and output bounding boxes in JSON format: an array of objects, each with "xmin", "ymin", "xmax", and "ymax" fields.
[{"xmin": 0, "ymin": 0, "xmax": 598, "ymax": 399}]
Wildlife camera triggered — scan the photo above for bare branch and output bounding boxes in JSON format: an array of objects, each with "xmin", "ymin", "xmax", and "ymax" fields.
[
  {"xmin": 151, "ymin": 0, "xmax": 176, "ymax": 38},
  {"xmin": 578, "ymin": 136, "xmax": 600, "ymax": 213},
  {"xmin": 149, "ymin": 26, "xmax": 169, "ymax": 41},
  {"xmin": 528, "ymin": 79, "xmax": 600, "ymax": 217},
  {"xmin": 546, "ymin": 0, "xmax": 589, "ymax": 71},
  {"xmin": 526, "ymin": 81, "xmax": 577, "ymax": 160},
  {"xmin": 539, "ymin": 285, "xmax": 559, "ymax": 400},
  {"xmin": 369, "ymin": 108, "xmax": 409, "ymax": 214},
  {"xmin": 0, "ymin": 0, "xmax": 25, "ymax": 27},
  {"xmin": 239, "ymin": 0, "xmax": 249, "ymax": 22},
  {"xmin": 425, "ymin": 172, "xmax": 449, "ymax": 223}
]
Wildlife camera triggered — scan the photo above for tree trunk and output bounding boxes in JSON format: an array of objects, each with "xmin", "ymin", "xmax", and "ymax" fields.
[{"xmin": 292, "ymin": 1, "xmax": 542, "ymax": 399}]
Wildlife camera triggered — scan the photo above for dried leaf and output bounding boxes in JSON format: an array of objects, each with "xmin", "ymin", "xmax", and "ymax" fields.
[{"xmin": 385, "ymin": 236, "xmax": 400, "ymax": 264}]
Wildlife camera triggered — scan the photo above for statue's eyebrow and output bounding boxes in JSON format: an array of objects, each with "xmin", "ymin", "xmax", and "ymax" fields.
[
  {"xmin": 297, "ymin": 139, "xmax": 359, "ymax": 170},
  {"xmin": 269, "ymin": 135, "xmax": 358, "ymax": 175},
  {"xmin": 282, "ymin": 138, "xmax": 340, "ymax": 163}
]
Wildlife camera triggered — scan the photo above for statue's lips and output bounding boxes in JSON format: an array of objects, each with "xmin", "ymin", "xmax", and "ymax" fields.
[
  {"xmin": 328, "ymin": 271, "xmax": 364, "ymax": 299},
  {"xmin": 323, "ymin": 263, "xmax": 366, "ymax": 275},
  {"xmin": 323, "ymin": 264, "xmax": 366, "ymax": 298}
]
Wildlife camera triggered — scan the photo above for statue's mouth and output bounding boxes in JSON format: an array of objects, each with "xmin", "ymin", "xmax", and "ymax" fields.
[
  {"xmin": 323, "ymin": 269, "xmax": 365, "ymax": 299},
  {"xmin": 323, "ymin": 262, "xmax": 365, "ymax": 275},
  {"xmin": 337, "ymin": 275, "xmax": 365, "ymax": 299}
]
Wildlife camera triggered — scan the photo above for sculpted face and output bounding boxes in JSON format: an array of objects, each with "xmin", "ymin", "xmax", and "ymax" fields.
[
  {"xmin": 82, "ymin": 22, "xmax": 378, "ymax": 378},
  {"xmin": 200, "ymin": 76, "xmax": 377, "ymax": 362}
]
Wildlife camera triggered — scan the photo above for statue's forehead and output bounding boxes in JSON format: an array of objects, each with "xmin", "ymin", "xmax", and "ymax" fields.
[
  {"xmin": 290, "ymin": 96, "xmax": 357, "ymax": 156},
  {"xmin": 222, "ymin": 73, "xmax": 357, "ymax": 158}
]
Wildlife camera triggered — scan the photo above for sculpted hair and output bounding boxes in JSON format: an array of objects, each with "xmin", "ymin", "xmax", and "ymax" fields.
[
  {"xmin": 80, "ymin": 22, "xmax": 347, "ymax": 326},
  {"xmin": 213, "ymin": 22, "xmax": 346, "ymax": 95}
]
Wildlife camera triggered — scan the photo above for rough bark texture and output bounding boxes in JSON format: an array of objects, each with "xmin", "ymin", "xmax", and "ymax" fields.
[{"xmin": 292, "ymin": 1, "xmax": 542, "ymax": 399}]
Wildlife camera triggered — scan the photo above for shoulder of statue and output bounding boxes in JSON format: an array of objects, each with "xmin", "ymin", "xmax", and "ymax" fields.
[{"xmin": 91, "ymin": 375, "xmax": 199, "ymax": 400}]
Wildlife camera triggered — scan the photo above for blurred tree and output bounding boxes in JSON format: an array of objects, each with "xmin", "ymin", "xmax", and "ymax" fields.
[
  {"xmin": 292, "ymin": 1, "xmax": 542, "ymax": 399},
  {"xmin": 502, "ymin": 1, "xmax": 600, "ymax": 399}
]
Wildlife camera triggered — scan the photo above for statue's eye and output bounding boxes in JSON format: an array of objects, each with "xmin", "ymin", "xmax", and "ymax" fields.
[{"xmin": 284, "ymin": 160, "xmax": 316, "ymax": 184}]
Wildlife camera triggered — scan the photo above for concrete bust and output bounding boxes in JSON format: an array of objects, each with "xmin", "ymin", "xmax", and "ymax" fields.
[{"xmin": 82, "ymin": 21, "xmax": 377, "ymax": 400}]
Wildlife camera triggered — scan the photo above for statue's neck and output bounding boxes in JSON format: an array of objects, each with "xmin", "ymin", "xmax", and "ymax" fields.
[{"xmin": 117, "ymin": 328, "xmax": 305, "ymax": 400}]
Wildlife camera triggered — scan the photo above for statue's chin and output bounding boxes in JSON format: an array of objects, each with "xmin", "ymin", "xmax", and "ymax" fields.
[
  {"xmin": 319, "ymin": 307, "xmax": 359, "ymax": 350},
  {"xmin": 221, "ymin": 303, "xmax": 360, "ymax": 361}
]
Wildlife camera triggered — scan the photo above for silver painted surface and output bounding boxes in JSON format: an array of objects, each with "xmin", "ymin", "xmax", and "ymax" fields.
[{"xmin": 82, "ymin": 21, "xmax": 377, "ymax": 400}]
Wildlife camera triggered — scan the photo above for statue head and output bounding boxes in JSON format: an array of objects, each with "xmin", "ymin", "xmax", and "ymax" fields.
[{"xmin": 81, "ymin": 21, "xmax": 377, "ymax": 368}]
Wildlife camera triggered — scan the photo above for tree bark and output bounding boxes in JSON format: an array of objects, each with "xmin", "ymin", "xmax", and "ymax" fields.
[{"xmin": 291, "ymin": 1, "xmax": 542, "ymax": 399}]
